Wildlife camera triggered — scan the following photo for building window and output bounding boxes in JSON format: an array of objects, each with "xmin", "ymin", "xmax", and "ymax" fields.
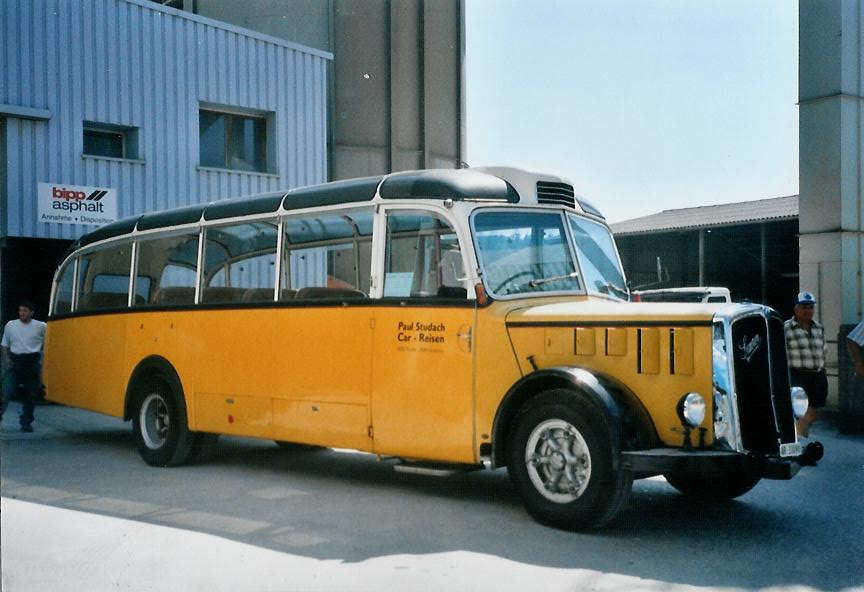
[
  {"xmin": 151, "ymin": 0, "xmax": 188, "ymax": 9},
  {"xmin": 199, "ymin": 108, "xmax": 268, "ymax": 173},
  {"xmin": 83, "ymin": 122, "xmax": 140, "ymax": 160}
]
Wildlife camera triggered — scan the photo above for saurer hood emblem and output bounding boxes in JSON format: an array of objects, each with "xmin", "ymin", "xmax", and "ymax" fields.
[{"xmin": 737, "ymin": 334, "xmax": 762, "ymax": 363}]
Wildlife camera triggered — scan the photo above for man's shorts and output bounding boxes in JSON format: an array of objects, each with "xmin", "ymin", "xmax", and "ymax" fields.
[{"xmin": 790, "ymin": 368, "xmax": 828, "ymax": 408}]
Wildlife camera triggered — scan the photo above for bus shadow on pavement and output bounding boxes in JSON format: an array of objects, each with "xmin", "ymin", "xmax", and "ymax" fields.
[{"xmin": 3, "ymin": 411, "xmax": 858, "ymax": 591}]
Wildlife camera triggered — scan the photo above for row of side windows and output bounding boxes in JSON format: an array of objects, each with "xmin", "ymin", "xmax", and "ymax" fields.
[{"xmin": 53, "ymin": 208, "xmax": 467, "ymax": 315}]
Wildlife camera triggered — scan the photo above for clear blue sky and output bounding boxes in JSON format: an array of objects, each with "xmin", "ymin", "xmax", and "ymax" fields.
[{"xmin": 465, "ymin": 1, "xmax": 799, "ymax": 223}]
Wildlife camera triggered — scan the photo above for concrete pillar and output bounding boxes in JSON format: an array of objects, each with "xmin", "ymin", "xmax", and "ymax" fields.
[
  {"xmin": 192, "ymin": 0, "xmax": 465, "ymax": 180},
  {"xmin": 799, "ymin": 0, "xmax": 864, "ymax": 421},
  {"xmin": 331, "ymin": 0, "xmax": 464, "ymax": 179},
  {"xmin": 698, "ymin": 229, "xmax": 705, "ymax": 286},
  {"xmin": 761, "ymin": 223, "xmax": 768, "ymax": 304}
]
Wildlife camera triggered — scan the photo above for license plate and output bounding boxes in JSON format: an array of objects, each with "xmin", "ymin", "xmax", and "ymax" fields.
[{"xmin": 780, "ymin": 442, "xmax": 802, "ymax": 458}]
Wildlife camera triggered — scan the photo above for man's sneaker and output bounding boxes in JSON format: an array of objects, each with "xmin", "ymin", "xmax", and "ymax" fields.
[{"xmin": 20, "ymin": 425, "xmax": 33, "ymax": 433}]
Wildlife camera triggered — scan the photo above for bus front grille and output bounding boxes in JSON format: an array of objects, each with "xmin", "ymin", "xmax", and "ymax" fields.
[{"xmin": 731, "ymin": 313, "xmax": 796, "ymax": 453}]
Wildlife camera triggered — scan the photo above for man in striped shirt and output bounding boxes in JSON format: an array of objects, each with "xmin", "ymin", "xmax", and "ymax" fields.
[{"xmin": 784, "ymin": 291, "xmax": 826, "ymax": 437}]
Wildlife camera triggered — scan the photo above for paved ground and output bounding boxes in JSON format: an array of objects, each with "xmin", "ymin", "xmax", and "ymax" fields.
[{"xmin": 1, "ymin": 403, "xmax": 862, "ymax": 591}]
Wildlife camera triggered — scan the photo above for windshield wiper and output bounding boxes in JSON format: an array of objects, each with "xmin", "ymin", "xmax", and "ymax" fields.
[
  {"xmin": 526, "ymin": 271, "xmax": 580, "ymax": 289},
  {"xmin": 597, "ymin": 281, "xmax": 629, "ymax": 298}
]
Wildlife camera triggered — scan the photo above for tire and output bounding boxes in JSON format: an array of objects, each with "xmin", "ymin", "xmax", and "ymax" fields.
[
  {"xmin": 663, "ymin": 471, "xmax": 760, "ymax": 501},
  {"xmin": 131, "ymin": 370, "xmax": 196, "ymax": 467},
  {"xmin": 507, "ymin": 389, "xmax": 632, "ymax": 530}
]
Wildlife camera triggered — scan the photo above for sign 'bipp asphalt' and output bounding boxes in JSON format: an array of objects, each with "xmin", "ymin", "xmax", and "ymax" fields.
[{"xmin": 37, "ymin": 182, "xmax": 118, "ymax": 226}]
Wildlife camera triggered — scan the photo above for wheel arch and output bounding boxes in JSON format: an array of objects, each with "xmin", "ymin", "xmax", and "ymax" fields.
[
  {"xmin": 123, "ymin": 355, "xmax": 189, "ymax": 424},
  {"xmin": 490, "ymin": 367, "xmax": 659, "ymax": 468}
]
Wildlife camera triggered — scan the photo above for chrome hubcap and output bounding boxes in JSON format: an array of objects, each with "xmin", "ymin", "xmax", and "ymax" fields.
[
  {"xmin": 525, "ymin": 419, "xmax": 592, "ymax": 503},
  {"xmin": 140, "ymin": 393, "xmax": 170, "ymax": 450}
]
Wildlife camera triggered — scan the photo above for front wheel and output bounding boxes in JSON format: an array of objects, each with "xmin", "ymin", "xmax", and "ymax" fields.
[
  {"xmin": 132, "ymin": 372, "xmax": 196, "ymax": 467},
  {"xmin": 507, "ymin": 390, "xmax": 632, "ymax": 530},
  {"xmin": 663, "ymin": 471, "xmax": 761, "ymax": 501}
]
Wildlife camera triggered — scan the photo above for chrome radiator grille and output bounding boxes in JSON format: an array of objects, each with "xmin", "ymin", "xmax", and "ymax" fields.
[{"xmin": 731, "ymin": 313, "xmax": 796, "ymax": 453}]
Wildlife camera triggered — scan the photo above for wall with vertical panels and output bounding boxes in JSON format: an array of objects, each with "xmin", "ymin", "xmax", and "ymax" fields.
[{"xmin": 0, "ymin": 0, "xmax": 331, "ymax": 241}]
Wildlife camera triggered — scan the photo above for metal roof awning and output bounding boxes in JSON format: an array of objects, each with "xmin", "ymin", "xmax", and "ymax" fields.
[{"xmin": 611, "ymin": 195, "xmax": 798, "ymax": 236}]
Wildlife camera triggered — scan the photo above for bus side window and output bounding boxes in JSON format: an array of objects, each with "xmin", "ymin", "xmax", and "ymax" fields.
[
  {"xmin": 281, "ymin": 209, "xmax": 373, "ymax": 299},
  {"xmin": 76, "ymin": 242, "xmax": 133, "ymax": 312},
  {"xmin": 384, "ymin": 211, "xmax": 466, "ymax": 299},
  {"xmin": 201, "ymin": 221, "xmax": 278, "ymax": 303},
  {"xmin": 53, "ymin": 259, "xmax": 76, "ymax": 315},
  {"xmin": 135, "ymin": 233, "xmax": 199, "ymax": 306}
]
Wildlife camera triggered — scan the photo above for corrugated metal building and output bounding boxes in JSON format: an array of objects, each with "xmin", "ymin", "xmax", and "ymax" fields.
[
  {"xmin": 612, "ymin": 195, "xmax": 800, "ymax": 318},
  {"xmin": 0, "ymin": 0, "xmax": 330, "ymax": 320}
]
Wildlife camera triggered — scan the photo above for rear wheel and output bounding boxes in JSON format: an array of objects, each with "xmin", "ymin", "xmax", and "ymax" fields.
[
  {"xmin": 132, "ymin": 371, "xmax": 196, "ymax": 467},
  {"xmin": 663, "ymin": 471, "xmax": 760, "ymax": 501},
  {"xmin": 507, "ymin": 390, "xmax": 632, "ymax": 530}
]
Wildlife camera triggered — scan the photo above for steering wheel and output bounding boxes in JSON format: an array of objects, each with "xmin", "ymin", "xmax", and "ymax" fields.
[{"xmin": 494, "ymin": 271, "xmax": 536, "ymax": 293}]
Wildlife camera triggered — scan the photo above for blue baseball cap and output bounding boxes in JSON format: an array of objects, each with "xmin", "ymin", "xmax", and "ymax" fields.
[{"xmin": 796, "ymin": 291, "xmax": 816, "ymax": 305}]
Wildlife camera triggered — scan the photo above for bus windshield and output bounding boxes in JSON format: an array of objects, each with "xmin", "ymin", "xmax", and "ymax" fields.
[
  {"xmin": 567, "ymin": 214, "xmax": 628, "ymax": 299},
  {"xmin": 472, "ymin": 210, "xmax": 627, "ymax": 299}
]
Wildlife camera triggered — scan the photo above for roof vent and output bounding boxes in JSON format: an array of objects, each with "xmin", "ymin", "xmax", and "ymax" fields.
[{"xmin": 536, "ymin": 181, "xmax": 575, "ymax": 209}]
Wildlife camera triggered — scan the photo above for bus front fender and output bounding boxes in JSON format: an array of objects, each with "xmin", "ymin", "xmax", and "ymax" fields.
[{"xmin": 490, "ymin": 366, "xmax": 625, "ymax": 469}]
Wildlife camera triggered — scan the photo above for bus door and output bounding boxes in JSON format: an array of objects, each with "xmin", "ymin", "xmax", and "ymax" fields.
[
  {"xmin": 192, "ymin": 223, "xmax": 278, "ymax": 439},
  {"xmin": 370, "ymin": 207, "xmax": 477, "ymax": 463},
  {"xmin": 271, "ymin": 208, "xmax": 375, "ymax": 450}
]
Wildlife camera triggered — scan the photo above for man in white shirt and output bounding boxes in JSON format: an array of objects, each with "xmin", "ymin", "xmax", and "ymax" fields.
[
  {"xmin": 847, "ymin": 319, "xmax": 864, "ymax": 377},
  {"xmin": 1, "ymin": 301, "xmax": 47, "ymax": 432}
]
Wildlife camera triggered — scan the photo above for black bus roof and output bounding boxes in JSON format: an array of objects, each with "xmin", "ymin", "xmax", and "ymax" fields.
[{"xmin": 75, "ymin": 169, "xmax": 520, "ymax": 248}]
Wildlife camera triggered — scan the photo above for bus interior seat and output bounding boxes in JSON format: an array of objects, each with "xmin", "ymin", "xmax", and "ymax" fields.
[
  {"xmin": 440, "ymin": 248, "xmax": 464, "ymax": 287},
  {"xmin": 240, "ymin": 288, "xmax": 296, "ymax": 302},
  {"xmin": 436, "ymin": 286, "xmax": 468, "ymax": 298},
  {"xmin": 294, "ymin": 287, "xmax": 366, "ymax": 300},
  {"xmin": 241, "ymin": 288, "xmax": 271, "ymax": 302},
  {"xmin": 201, "ymin": 287, "xmax": 246, "ymax": 303},
  {"xmin": 152, "ymin": 287, "xmax": 196, "ymax": 305},
  {"xmin": 77, "ymin": 292, "xmax": 129, "ymax": 310}
]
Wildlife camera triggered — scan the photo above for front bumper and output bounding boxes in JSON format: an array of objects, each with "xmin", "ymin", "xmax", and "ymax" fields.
[{"xmin": 620, "ymin": 441, "xmax": 823, "ymax": 480}]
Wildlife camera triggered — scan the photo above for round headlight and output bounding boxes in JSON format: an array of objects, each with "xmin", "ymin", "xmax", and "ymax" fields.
[
  {"xmin": 790, "ymin": 386, "xmax": 809, "ymax": 419},
  {"xmin": 677, "ymin": 392, "xmax": 706, "ymax": 427}
]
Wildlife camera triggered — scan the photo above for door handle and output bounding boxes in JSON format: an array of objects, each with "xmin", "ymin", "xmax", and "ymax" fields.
[{"xmin": 456, "ymin": 325, "xmax": 472, "ymax": 353}]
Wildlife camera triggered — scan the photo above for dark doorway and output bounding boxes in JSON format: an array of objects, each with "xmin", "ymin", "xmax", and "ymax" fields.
[{"xmin": 0, "ymin": 237, "xmax": 74, "ymax": 325}]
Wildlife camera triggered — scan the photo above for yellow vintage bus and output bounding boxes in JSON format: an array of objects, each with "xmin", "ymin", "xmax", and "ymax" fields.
[{"xmin": 43, "ymin": 167, "xmax": 820, "ymax": 529}]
